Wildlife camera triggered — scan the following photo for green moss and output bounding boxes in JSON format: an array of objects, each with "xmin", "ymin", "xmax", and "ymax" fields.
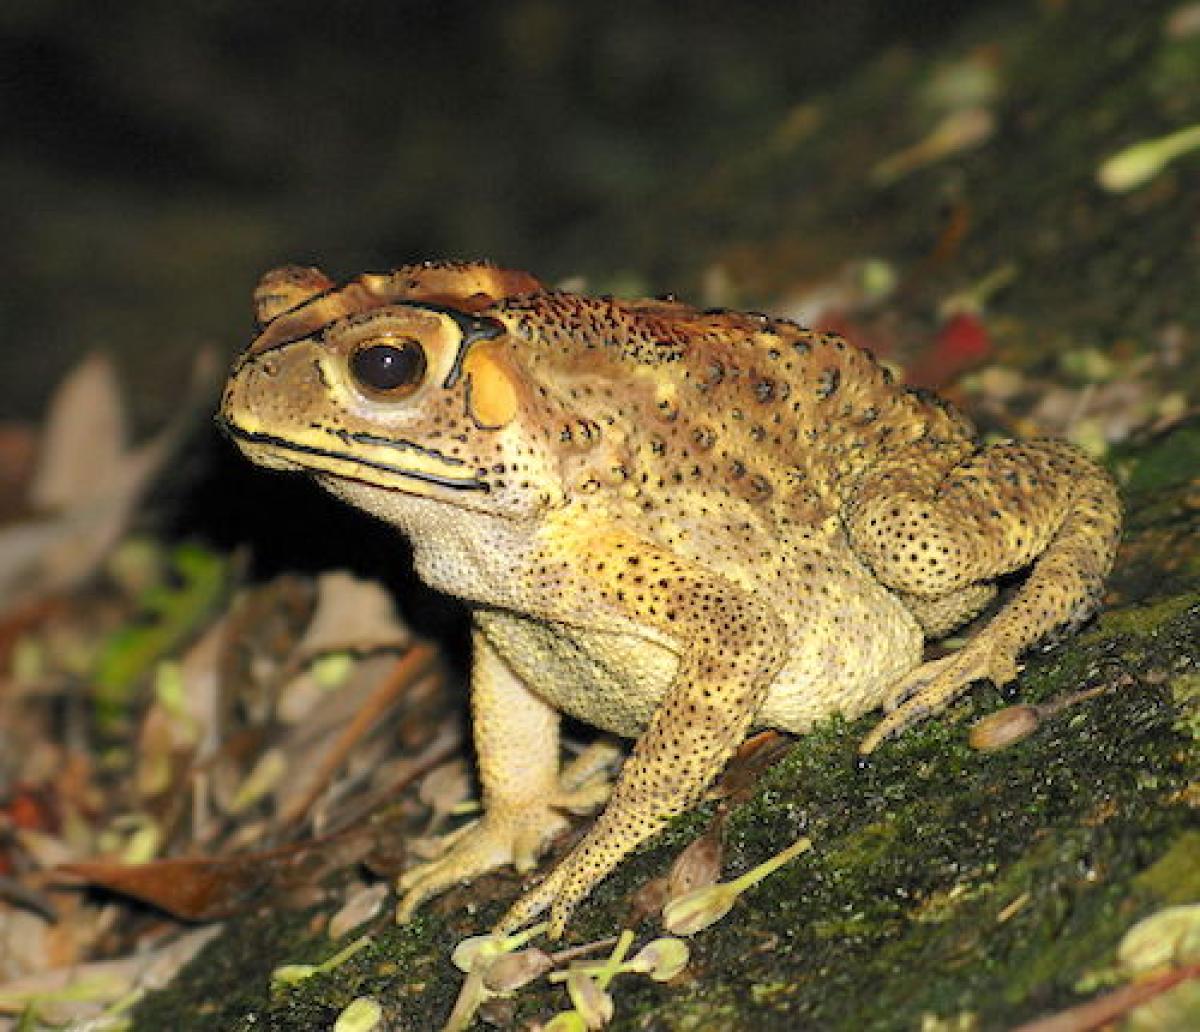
[
  {"xmin": 1088, "ymin": 594, "xmax": 1198, "ymax": 639},
  {"xmin": 1170, "ymin": 673, "xmax": 1200, "ymax": 741},
  {"xmin": 1134, "ymin": 833, "xmax": 1200, "ymax": 906},
  {"xmin": 1123, "ymin": 423, "xmax": 1200, "ymax": 496}
]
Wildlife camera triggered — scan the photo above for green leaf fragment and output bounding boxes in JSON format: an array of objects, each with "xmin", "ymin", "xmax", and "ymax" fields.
[
  {"xmin": 1096, "ymin": 124, "xmax": 1200, "ymax": 192},
  {"xmin": 1118, "ymin": 905, "xmax": 1200, "ymax": 975},
  {"xmin": 663, "ymin": 835, "xmax": 812, "ymax": 936},
  {"xmin": 333, "ymin": 996, "xmax": 383, "ymax": 1032}
]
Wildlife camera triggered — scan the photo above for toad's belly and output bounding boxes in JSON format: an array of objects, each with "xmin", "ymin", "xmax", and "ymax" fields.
[{"xmin": 475, "ymin": 581, "xmax": 923, "ymax": 738}]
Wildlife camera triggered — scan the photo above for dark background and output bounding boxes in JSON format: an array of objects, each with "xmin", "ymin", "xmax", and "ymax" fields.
[{"xmin": 2, "ymin": 0, "xmax": 996, "ymax": 425}]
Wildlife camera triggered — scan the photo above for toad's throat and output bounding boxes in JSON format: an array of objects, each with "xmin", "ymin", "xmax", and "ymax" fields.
[{"xmin": 221, "ymin": 421, "xmax": 489, "ymax": 492}]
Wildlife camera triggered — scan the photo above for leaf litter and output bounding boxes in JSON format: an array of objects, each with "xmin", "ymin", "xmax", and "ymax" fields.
[{"xmin": 0, "ymin": 354, "xmax": 478, "ymax": 1029}]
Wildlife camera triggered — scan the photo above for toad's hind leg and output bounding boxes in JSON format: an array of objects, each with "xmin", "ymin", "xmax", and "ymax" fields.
[
  {"xmin": 898, "ymin": 582, "xmax": 997, "ymax": 639},
  {"xmin": 846, "ymin": 438, "xmax": 1121, "ymax": 753}
]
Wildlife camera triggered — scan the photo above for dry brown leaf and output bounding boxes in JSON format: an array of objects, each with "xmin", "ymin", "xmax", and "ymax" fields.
[
  {"xmin": 711, "ymin": 730, "xmax": 794, "ymax": 803},
  {"xmin": 663, "ymin": 817, "xmax": 725, "ymax": 905},
  {"xmin": 34, "ymin": 437, "xmax": 168, "ymax": 584},
  {"xmin": 339, "ymin": 717, "xmax": 463, "ymax": 839},
  {"xmin": 274, "ymin": 646, "xmax": 440, "ymax": 829},
  {"xmin": 28, "ymin": 351, "xmax": 127, "ymax": 513},
  {"xmin": 0, "ymin": 924, "xmax": 221, "ymax": 1022},
  {"xmin": 15, "ymin": 827, "xmax": 78, "ymax": 870},
  {"xmin": 130, "ymin": 624, "xmax": 224, "ymax": 808},
  {"xmin": 1027, "ymin": 379, "xmax": 1157, "ymax": 449},
  {"xmin": 294, "ymin": 571, "xmax": 412, "ymax": 659},
  {"xmin": 0, "ymin": 347, "xmax": 217, "ymax": 609},
  {"xmin": 136, "ymin": 702, "xmax": 184, "ymax": 800},
  {"xmin": 627, "ymin": 875, "xmax": 669, "ymax": 929},
  {"xmin": 56, "ymin": 825, "xmax": 377, "ymax": 921},
  {"xmin": 328, "ymin": 882, "xmax": 389, "ymax": 940},
  {"xmin": 0, "ymin": 423, "xmax": 37, "ymax": 522},
  {"xmin": 275, "ymin": 666, "xmax": 334, "ymax": 725},
  {"xmin": 0, "ymin": 523, "xmax": 66, "ymax": 607},
  {"xmin": 418, "ymin": 759, "xmax": 472, "ymax": 830},
  {"xmin": 176, "ymin": 614, "xmax": 226, "ymax": 754},
  {"xmin": 482, "ymin": 947, "xmax": 555, "ymax": 993},
  {"xmin": 1012, "ymin": 962, "xmax": 1200, "ymax": 1032},
  {"xmin": 0, "ymin": 907, "xmax": 53, "ymax": 983},
  {"xmin": 219, "ymin": 574, "xmax": 318, "ymax": 724},
  {"xmin": 272, "ymin": 654, "xmax": 402, "ymax": 821},
  {"xmin": 0, "ymin": 888, "xmax": 117, "ymax": 988}
]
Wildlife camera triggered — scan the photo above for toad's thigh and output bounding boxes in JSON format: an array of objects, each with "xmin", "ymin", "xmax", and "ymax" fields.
[{"xmin": 758, "ymin": 572, "xmax": 923, "ymax": 733}]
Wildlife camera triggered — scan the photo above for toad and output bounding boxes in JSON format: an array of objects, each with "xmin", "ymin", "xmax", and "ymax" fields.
[{"xmin": 219, "ymin": 261, "xmax": 1121, "ymax": 936}]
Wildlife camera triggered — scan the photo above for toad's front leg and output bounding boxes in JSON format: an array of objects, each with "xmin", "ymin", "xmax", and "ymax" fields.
[
  {"xmin": 496, "ymin": 537, "xmax": 789, "ymax": 937},
  {"xmin": 397, "ymin": 628, "xmax": 608, "ymax": 921}
]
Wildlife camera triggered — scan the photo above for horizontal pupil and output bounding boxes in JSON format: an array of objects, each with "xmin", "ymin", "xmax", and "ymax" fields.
[{"xmin": 352, "ymin": 342, "xmax": 425, "ymax": 391}]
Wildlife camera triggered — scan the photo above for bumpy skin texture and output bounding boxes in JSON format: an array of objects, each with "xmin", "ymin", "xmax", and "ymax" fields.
[{"xmin": 219, "ymin": 261, "xmax": 1122, "ymax": 936}]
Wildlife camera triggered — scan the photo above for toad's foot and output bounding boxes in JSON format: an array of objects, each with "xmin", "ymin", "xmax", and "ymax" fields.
[
  {"xmin": 493, "ymin": 807, "xmax": 643, "ymax": 938},
  {"xmin": 397, "ymin": 809, "xmax": 565, "ymax": 921},
  {"xmin": 859, "ymin": 640, "xmax": 1020, "ymax": 754},
  {"xmin": 493, "ymin": 851, "xmax": 580, "ymax": 938},
  {"xmin": 396, "ymin": 774, "xmax": 612, "ymax": 922}
]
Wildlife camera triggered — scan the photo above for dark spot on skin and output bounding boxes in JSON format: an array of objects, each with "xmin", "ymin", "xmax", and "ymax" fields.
[
  {"xmin": 699, "ymin": 361, "xmax": 725, "ymax": 389},
  {"xmin": 816, "ymin": 368, "xmax": 841, "ymax": 399}
]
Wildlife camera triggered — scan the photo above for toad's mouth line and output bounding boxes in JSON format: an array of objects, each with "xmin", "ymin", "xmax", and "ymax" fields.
[{"xmin": 219, "ymin": 419, "xmax": 489, "ymax": 492}]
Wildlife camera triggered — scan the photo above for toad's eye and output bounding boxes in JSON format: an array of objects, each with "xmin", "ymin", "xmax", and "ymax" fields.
[{"xmin": 349, "ymin": 339, "xmax": 427, "ymax": 397}]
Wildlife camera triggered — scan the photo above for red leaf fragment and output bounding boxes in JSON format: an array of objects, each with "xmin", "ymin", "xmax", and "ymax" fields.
[{"xmin": 907, "ymin": 312, "xmax": 993, "ymax": 389}]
